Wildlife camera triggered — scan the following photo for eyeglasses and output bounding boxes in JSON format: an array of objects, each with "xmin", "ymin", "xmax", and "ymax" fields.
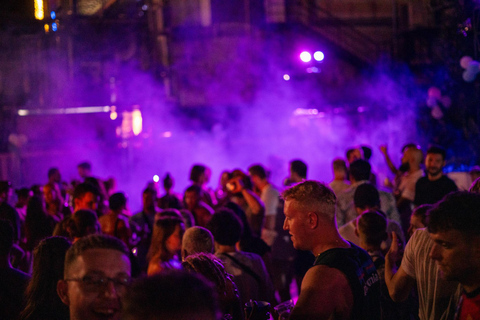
[{"xmin": 65, "ymin": 274, "xmax": 132, "ymax": 292}]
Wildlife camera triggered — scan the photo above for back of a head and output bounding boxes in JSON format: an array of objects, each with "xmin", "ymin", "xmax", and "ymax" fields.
[
  {"xmin": 181, "ymin": 253, "xmax": 240, "ymax": 319},
  {"xmin": 22, "ymin": 236, "xmax": 71, "ymax": 320},
  {"xmin": 332, "ymin": 158, "xmax": 347, "ymax": 172},
  {"xmin": 412, "ymin": 204, "xmax": 433, "ymax": 227},
  {"xmin": 349, "ymin": 159, "xmax": 371, "ymax": 182},
  {"xmin": 32, "ymin": 238, "xmax": 71, "ymax": 289},
  {"xmin": 248, "ymin": 164, "xmax": 267, "ymax": 180},
  {"xmin": 357, "ymin": 210, "xmax": 387, "ymax": 248},
  {"xmin": 33, "ymin": 237, "xmax": 71, "ymax": 279},
  {"xmin": 409, "ymin": 147, "xmax": 424, "ymax": 166},
  {"xmin": 47, "ymin": 167, "xmax": 59, "ymax": 179},
  {"xmin": 426, "ymin": 145, "xmax": 447, "ymax": 161},
  {"xmin": 190, "ymin": 164, "xmax": 206, "ymax": 183},
  {"xmin": 164, "ymin": 173, "xmax": 174, "ymax": 190},
  {"xmin": 77, "ymin": 162, "xmax": 91, "ymax": 171},
  {"xmin": 206, "ymin": 208, "xmax": 243, "ymax": 246},
  {"xmin": 346, "ymin": 147, "xmax": 363, "ymax": 163},
  {"xmin": 123, "ymin": 270, "xmax": 219, "ymax": 320},
  {"xmin": 158, "ymin": 209, "xmax": 183, "ymax": 221},
  {"xmin": 73, "ymin": 182, "xmax": 99, "ymax": 202},
  {"xmin": 290, "ymin": 159, "xmax": 307, "ymax": 178},
  {"xmin": 182, "ymin": 226, "xmax": 214, "ymax": 259},
  {"xmin": 26, "ymin": 195, "xmax": 47, "ymax": 220},
  {"xmin": 0, "ymin": 219, "xmax": 13, "ymax": 256},
  {"xmin": 68, "ymin": 209, "xmax": 99, "ymax": 239},
  {"xmin": 109, "ymin": 192, "xmax": 127, "ymax": 211},
  {"xmin": 401, "ymin": 143, "xmax": 419, "ymax": 153},
  {"xmin": 142, "ymin": 187, "xmax": 157, "ymax": 200},
  {"xmin": 16, "ymin": 187, "xmax": 31, "ymax": 200},
  {"xmin": 428, "ymin": 192, "xmax": 480, "ymax": 235},
  {"xmin": 354, "ymin": 183, "xmax": 380, "ymax": 210},
  {"xmin": 64, "ymin": 234, "xmax": 129, "ymax": 276},
  {"xmin": 281, "ymin": 180, "xmax": 337, "ymax": 221},
  {"xmin": 182, "ymin": 253, "xmax": 227, "ymax": 293},
  {"xmin": 185, "ymin": 185, "xmax": 202, "ymax": 196},
  {"xmin": 361, "ymin": 145, "xmax": 372, "ymax": 161}
]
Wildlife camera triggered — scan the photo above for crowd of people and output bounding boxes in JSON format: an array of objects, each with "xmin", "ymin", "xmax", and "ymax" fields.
[{"xmin": 1, "ymin": 143, "xmax": 480, "ymax": 320}]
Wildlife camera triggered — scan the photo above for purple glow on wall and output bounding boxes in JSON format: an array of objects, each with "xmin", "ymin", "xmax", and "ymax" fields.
[{"xmin": 2, "ymin": 28, "xmax": 425, "ymax": 212}]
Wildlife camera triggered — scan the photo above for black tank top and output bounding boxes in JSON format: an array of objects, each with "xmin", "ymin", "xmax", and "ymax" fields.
[{"xmin": 314, "ymin": 242, "xmax": 381, "ymax": 320}]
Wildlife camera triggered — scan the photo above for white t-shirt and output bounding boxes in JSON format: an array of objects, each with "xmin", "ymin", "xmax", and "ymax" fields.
[
  {"xmin": 398, "ymin": 169, "xmax": 424, "ymax": 202},
  {"xmin": 261, "ymin": 184, "xmax": 280, "ymax": 217},
  {"xmin": 401, "ymin": 229, "xmax": 460, "ymax": 320}
]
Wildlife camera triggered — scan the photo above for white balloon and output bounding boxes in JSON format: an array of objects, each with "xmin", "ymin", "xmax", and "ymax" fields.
[
  {"xmin": 431, "ymin": 105, "xmax": 443, "ymax": 120},
  {"xmin": 463, "ymin": 70, "xmax": 476, "ymax": 82}
]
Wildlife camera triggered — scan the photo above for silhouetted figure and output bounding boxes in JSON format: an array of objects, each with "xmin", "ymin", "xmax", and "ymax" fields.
[
  {"xmin": 0, "ymin": 219, "xmax": 30, "ymax": 320},
  {"xmin": 20, "ymin": 236, "xmax": 71, "ymax": 320}
]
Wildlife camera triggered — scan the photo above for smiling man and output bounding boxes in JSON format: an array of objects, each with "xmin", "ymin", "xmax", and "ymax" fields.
[
  {"xmin": 414, "ymin": 145, "xmax": 457, "ymax": 206},
  {"xmin": 57, "ymin": 234, "xmax": 131, "ymax": 320},
  {"xmin": 428, "ymin": 191, "xmax": 480, "ymax": 320},
  {"xmin": 282, "ymin": 180, "xmax": 381, "ymax": 320}
]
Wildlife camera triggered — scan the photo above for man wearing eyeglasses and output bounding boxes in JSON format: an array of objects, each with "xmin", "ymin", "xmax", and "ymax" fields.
[{"xmin": 57, "ymin": 234, "xmax": 131, "ymax": 320}]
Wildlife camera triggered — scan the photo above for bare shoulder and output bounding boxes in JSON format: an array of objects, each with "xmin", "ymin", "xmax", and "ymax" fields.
[{"xmin": 291, "ymin": 265, "xmax": 353, "ymax": 320}]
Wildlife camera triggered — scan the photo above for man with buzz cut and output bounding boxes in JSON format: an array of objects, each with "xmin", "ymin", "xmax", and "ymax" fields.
[
  {"xmin": 282, "ymin": 180, "xmax": 381, "ymax": 320},
  {"xmin": 428, "ymin": 191, "xmax": 480, "ymax": 320},
  {"xmin": 56, "ymin": 234, "xmax": 131, "ymax": 320}
]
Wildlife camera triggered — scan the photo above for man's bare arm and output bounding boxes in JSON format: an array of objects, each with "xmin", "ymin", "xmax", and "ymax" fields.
[
  {"xmin": 380, "ymin": 145, "xmax": 400, "ymax": 176},
  {"xmin": 241, "ymin": 189, "xmax": 264, "ymax": 215},
  {"xmin": 290, "ymin": 265, "xmax": 353, "ymax": 320},
  {"xmin": 385, "ymin": 231, "xmax": 415, "ymax": 302}
]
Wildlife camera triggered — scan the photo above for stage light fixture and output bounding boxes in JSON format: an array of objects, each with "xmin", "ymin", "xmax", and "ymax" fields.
[
  {"xmin": 300, "ymin": 51, "xmax": 312, "ymax": 63},
  {"xmin": 314, "ymin": 51, "xmax": 324, "ymax": 61}
]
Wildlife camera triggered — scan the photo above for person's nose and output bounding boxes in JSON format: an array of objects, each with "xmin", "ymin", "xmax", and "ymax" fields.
[
  {"xmin": 283, "ymin": 218, "xmax": 288, "ymax": 231},
  {"xmin": 102, "ymin": 280, "xmax": 119, "ymax": 298},
  {"xmin": 429, "ymin": 243, "xmax": 441, "ymax": 261}
]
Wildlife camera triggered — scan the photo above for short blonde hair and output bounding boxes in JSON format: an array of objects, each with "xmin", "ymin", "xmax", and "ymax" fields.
[{"xmin": 282, "ymin": 180, "xmax": 336, "ymax": 220}]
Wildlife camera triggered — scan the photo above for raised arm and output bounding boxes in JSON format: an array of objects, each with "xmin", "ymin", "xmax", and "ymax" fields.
[
  {"xmin": 241, "ymin": 188, "xmax": 264, "ymax": 216},
  {"xmin": 385, "ymin": 231, "xmax": 415, "ymax": 302},
  {"xmin": 380, "ymin": 145, "xmax": 400, "ymax": 176}
]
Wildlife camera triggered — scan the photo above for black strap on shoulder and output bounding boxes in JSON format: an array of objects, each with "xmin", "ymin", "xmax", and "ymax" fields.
[{"xmin": 221, "ymin": 252, "xmax": 262, "ymax": 285}]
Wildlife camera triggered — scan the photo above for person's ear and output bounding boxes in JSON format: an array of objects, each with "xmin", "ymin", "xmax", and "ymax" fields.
[
  {"xmin": 182, "ymin": 249, "xmax": 188, "ymax": 261},
  {"xmin": 57, "ymin": 280, "xmax": 70, "ymax": 306},
  {"xmin": 308, "ymin": 212, "xmax": 318, "ymax": 228}
]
